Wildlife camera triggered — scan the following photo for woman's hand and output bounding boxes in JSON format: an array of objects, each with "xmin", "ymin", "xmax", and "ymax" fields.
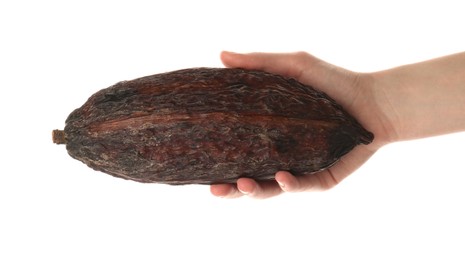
[{"xmin": 210, "ymin": 51, "xmax": 394, "ymax": 198}]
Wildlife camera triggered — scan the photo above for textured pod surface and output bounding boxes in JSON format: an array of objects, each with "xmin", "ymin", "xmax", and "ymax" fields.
[{"xmin": 54, "ymin": 68, "xmax": 374, "ymax": 184}]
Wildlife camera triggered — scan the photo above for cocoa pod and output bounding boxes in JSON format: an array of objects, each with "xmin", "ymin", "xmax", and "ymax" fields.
[{"xmin": 53, "ymin": 68, "xmax": 374, "ymax": 185}]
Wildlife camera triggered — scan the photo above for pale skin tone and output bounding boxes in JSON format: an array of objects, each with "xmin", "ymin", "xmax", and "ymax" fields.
[{"xmin": 210, "ymin": 51, "xmax": 465, "ymax": 199}]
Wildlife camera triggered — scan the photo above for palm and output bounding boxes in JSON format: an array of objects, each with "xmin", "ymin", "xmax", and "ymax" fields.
[{"xmin": 210, "ymin": 51, "xmax": 389, "ymax": 198}]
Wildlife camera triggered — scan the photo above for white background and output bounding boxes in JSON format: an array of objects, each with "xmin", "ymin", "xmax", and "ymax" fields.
[{"xmin": 1, "ymin": 1, "xmax": 465, "ymax": 259}]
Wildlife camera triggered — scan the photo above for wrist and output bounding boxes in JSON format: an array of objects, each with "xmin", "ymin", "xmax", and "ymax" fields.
[
  {"xmin": 361, "ymin": 71, "xmax": 402, "ymax": 145},
  {"xmin": 369, "ymin": 52, "xmax": 465, "ymax": 142}
]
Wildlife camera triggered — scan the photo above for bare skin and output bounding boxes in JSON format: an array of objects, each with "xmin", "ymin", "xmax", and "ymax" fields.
[{"xmin": 210, "ymin": 51, "xmax": 465, "ymax": 199}]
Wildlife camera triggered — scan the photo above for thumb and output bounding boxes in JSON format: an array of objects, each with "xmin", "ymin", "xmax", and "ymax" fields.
[
  {"xmin": 220, "ymin": 51, "xmax": 313, "ymax": 80},
  {"xmin": 220, "ymin": 51, "xmax": 359, "ymax": 106}
]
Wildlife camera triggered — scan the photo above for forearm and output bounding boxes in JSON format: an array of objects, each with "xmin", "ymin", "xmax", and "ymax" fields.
[{"xmin": 372, "ymin": 52, "xmax": 465, "ymax": 141}]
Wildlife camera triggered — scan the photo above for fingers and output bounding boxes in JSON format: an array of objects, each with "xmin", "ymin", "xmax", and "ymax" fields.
[
  {"xmin": 237, "ymin": 178, "xmax": 283, "ymax": 199},
  {"xmin": 210, "ymin": 178, "xmax": 283, "ymax": 199},
  {"xmin": 210, "ymin": 183, "xmax": 243, "ymax": 198},
  {"xmin": 210, "ymin": 169, "xmax": 344, "ymax": 199},
  {"xmin": 275, "ymin": 171, "xmax": 329, "ymax": 192},
  {"xmin": 210, "ymin": 171, "xmax": 321, "ymax": 199},
  {"xmin": 275, "ymin": 171, "xmax": 305, "ymax": 192}
]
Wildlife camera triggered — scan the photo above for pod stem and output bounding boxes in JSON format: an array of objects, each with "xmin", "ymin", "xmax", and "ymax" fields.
[{"xmin": 52, "ymin": 130, "xmax": 67, "ymax": 144}]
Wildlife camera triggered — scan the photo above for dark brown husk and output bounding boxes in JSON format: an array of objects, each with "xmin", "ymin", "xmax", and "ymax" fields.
[{"xmin": 54, "ymin": 68, "xmax": 374, "ymax": 184}]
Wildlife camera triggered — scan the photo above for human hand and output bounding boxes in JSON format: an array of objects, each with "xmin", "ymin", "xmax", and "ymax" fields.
[{"xmin": 210, "ymin": 51, "xmax": 394, "ymax": 198}]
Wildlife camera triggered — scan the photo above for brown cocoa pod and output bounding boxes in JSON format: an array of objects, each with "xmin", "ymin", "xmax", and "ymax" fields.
[{"xmin": 53, "ymin": 68, "xmax": 374, "ymax": 185}]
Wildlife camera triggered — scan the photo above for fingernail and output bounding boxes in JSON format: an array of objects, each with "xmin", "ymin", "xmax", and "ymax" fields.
[
  {"xmin": 238, "ymin": 186, "xmax": 249, "ymax": 195},
  {"xmin": 277, "ymin": 180, "xmax": 287, "ymax": 191}
]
